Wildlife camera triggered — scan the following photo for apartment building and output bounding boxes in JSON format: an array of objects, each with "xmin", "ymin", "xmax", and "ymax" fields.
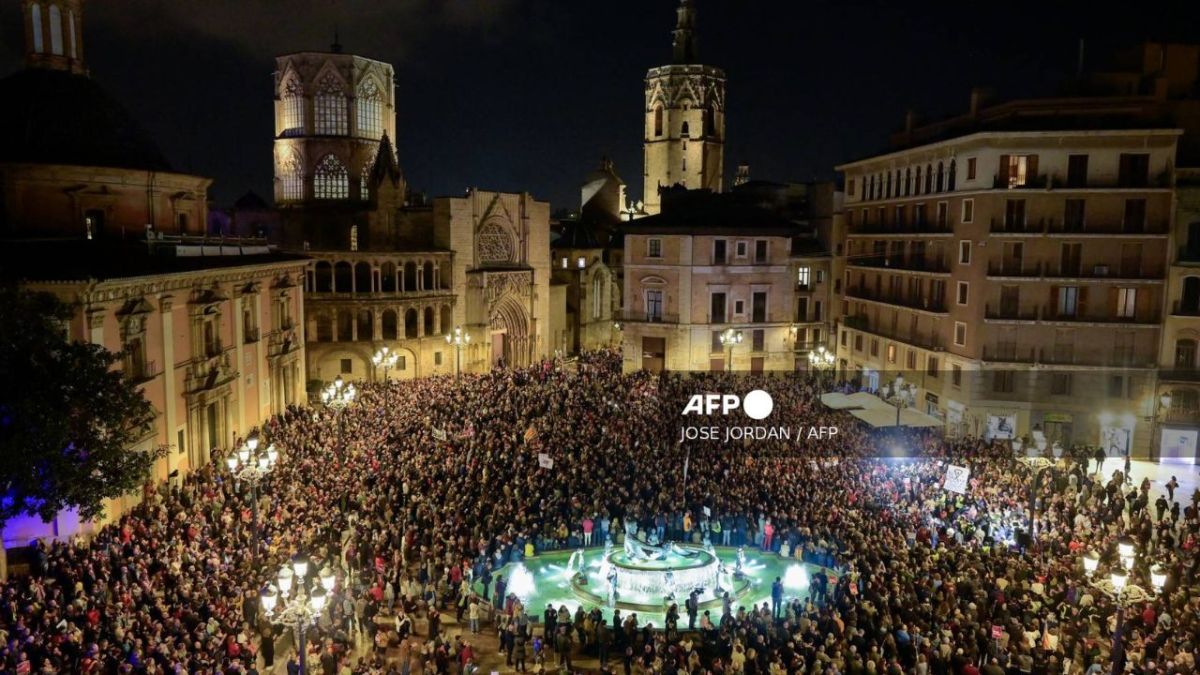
[
  {"xmin": 1159, "ymin": 170, "xmax": 1200, "ymax": 459},
  {"xmin": 837, "ymin": 129, "xmax": 1179, "ymax": 456}
]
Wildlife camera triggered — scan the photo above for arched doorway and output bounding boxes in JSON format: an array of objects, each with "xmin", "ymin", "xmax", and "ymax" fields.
[{"xmin": 489, "ymin": 296, "xmax": 530, "ymax": 369}]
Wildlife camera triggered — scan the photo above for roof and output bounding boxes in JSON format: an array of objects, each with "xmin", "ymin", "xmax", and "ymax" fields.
[
  {"xmin": 0, "ymin": 69, "xmax": 174, "ymax": 172},
  {"xmin": 233, "ymin": 191, "xmax": 270, "ymax": 210},
  {"xmin": 0, "ymin": 239, "xmax": 309, "ymax": 283},
  {"xmin": 553, "ymin": 219, "xmax": 605, "ymax": 249}
]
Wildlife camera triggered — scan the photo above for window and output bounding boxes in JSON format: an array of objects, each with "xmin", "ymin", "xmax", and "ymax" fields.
[
  {"xmin": 654, "ymin": 106, "xmax": 663, "ymax": 136},
  {"xmin": 752, "ymin": 292, "xmax": 767, "ymax": 323},
  {"xmin": 958, "ymin": 240, "xmax": 971, "ymax": 265},
  {"xmin": 1004, "ymin": 199, "xmax": 1025, "ymax": 228},
  {"xmin": 1000, "ymin": 154, "xmax": 1037, "ymax": 188},
  {"xmin": 954, "ymin": 322, "xmax": 966, "ymax": 347},
  {"xmin": 1067, "ymin": 154, "xmax": 1089, "ymax": 187},
  {"xmin": 1064, "ymin": 199, "xmax": 1085, "ymax": 231},
  {"xmin": 340, "ymin": 359, "xmax": 353, "ymax": 374},
  {"xmin": 1107, "ymin": 375, "xmax": 1125, "ymax": 398},
  {"xmin": 68, "ymin": 10, "xmax": 75, "ymax": 59},
  {"xmin": 1175, "ymin": 339, "xmax": 1197, "ymax": 368},
  {"xmin": 681, "ymin": 121, "xmax": 690, "ymax": 138},
  {"xmin": 711, "ymin": 331, "xmax": 723, "ymax": 354},
  {"xmin": 796, "ymin": 297, "xmax": 808, "ymax": 321},
  {"xmin": 31, "ymin": 4, "xmax": 42, "ymax": 53},
  {"xmin": 281, "ymin": 78, "xmax": 306, "ymax": 136},
  {"xmin": 966, "ymin": 157, "xmax": 976, "ymax": 180},
  {"xmin": 854, "ymin": 334, "xmax": 863, "ymax": 352},
  {"xmin": 735, "ymin": 300, "xmax": 745, "ymax": 315},
  {"xmin": 840, "ymin": 330, "xmax": 847, "ymax": 347},
  {"xmin": 951, "ymin": 364, "xmax": 962, "ymax": 387},
  {"xmin": 314, "ymin": 154, "xmax": 349, "ymax": 199},
  {"xmin": 1118, "ymin": 153, "xmax": 1150, "ymax": 187},
  {"xmin": 956, "ymin": 282, "xmax": 969, "ymax": 305},
  {"xmin": 1123, "ymin": 199, "xmax": 1146, "ymax": 233},
  {"xmin": 561, "ymin": 257, "xmax": 568, "ymax": 269},
  {"xmin": 993, "ymin": 370, "xmax": 1015, "ymax": 393},
  {"xmin": 797, "ymin": 267, "xmax": 811, "ymax": 288},
  {"xmin": 815, "ymin": 270, "xmax": 824, "ymax": 284},
  {"xmin": 936, "ymin": 202, "xmax": 949, "ymax": 227},
  {"xmin": 710, "ymin": 292, "xmax": 726, "ymax": 323},
  {"xmin": 645, "ymin": 290, "xmax": 663, "ymax": 321},
  {"xmin": 713, "ymin": 240, "xmax": 727, "ymax": 264},
  {"xmin": 1057, "ymin": 286, "xmax": 1079, "ymax": 317},
  {"xmin": 1051, "ymin": 373, "xmax": 1073, "ymax": 396},
  {"xmin": 961, "ymin": 199, "xmax": 974, "ymax": 223},
  {"xmin": 848, "ymin": 178, "xmax": 856, "ymax": 197},
  {"xmin": 1116, "ymin": 288, "xmax": 1137, "ymax": 319},
  {"xmin": 435, "ymin": 352, "xmax": 443, "ymax": 366},
  {"xmin": 314, "ymin": 75, "xmax": 348, "ymax": 136},
  {"xmin": 813, "ymin": 301, "xmax": 822, "ymax": 321},
  {"xmin": 647, "ymin": 238, "xmax": 662, "ymax": 258},
  {"xmin": 349, "ymin": 225, "xmax": 359, "ymax": 252},
  {"xmin": 48, "ymin": 4, "xmax": 62, "ymax": 55},
  {"xmin": 280, "ymin": 153, "xmax": 303, "ymax": 200},
  {"xmin": 356, "ymin": 79, "xmax": 383, "ymax": 138},
  {"xmin": 592, "ymin": 275, "xmax": 603, "ymax": 319},
  {"xmin": 812, "ymin": 329, "xmax": 821, "ymax": 344},
  {"xmin": 735, "ymin": 241, "xmax": 747, "ymax": 257},
  {"xmin": 870, "ymin": 338, "xmax": 879, "ymax": 357},
  {"xmin": 755, "ymin": 240, "xmax": 768, "ymax": 262},
  {"xmin": 927, "ymin": 356, "xmax": 939, "ymax": 377},
  {"xmin": 1060, "ymin": 243, "xmax": 1082, "ymax": 276},
  {"xmin": 752, "ymin": 330, "xmax": 765, "ymax": 352},
  {"xmin": 906, "ymin": 349, "xmax": 917, "ymax": 369},
  {"xmin": 886, "ymin": 344, "xmax": 897, "ymax": 363}
]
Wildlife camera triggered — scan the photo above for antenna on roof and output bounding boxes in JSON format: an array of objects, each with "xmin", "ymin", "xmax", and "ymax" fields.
[{"xmin": 332, "ymin": 24, "xmax": 343, "ymax": 53}]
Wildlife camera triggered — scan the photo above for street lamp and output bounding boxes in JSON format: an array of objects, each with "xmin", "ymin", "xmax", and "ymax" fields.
[
  {"xmin": 1082, "ymin": 550, "xmax": 1100, "ymax": 577},
  {"xmin": 719, "ymin": 329, "xmax": 743, "ymax": 372},
  {"xmin": 445, "ymin": 326, "xmax": 471, "ymax": 381},
  {"xmin": 808, "ymin": 346, "xmax": 835, "ymax": 387},
  {"xmin": 320, "ymin": 376, "xmax": 356, "ymax": 411},
  {"xmin": 880, "ymin": 375, "xmax": 916, "ymax": 428},
  {"xmin": 1150, "ymin": 564, "xmax": 1167, "ymax": 593},
  {"xmin": 371, "ymin": 347, "xmax": 399, "ymax": 382},
  {"xmin": 262, "ymin": 557, "xmax": 337, "ymax": 674},
  {"xmin": 225, "ymin": 441, "xmax": 279, "ymax": 562},
  {"xmin": 1017, "ymin": 456, "xmax": 1054, "ymax": 539}
]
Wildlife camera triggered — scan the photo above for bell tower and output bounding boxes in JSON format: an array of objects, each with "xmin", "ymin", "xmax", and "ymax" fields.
[
  {"xmin": 22, "ymin": 0, "xmax": 87, "ymax": 75},
  {"xmin": 642, "ymin": 0, "xmax": 725, "ymax": 215}
]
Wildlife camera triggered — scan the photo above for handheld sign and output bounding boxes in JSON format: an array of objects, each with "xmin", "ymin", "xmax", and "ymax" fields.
[
  {"xmin": 943, "ymin": 465, "xmax": 970, "ymax": 494},
  {"xmin": 537, "ymin": 453, "xmax": 554, "ymax": 469}
]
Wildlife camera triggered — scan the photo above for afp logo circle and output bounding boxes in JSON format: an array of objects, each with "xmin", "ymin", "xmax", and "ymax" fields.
[
  {"xmin": 681, "ymin": 389, "xmax": 774, "ymax": 419},
  {"xmin": 742, "ymin": 389, "xmax": 774, "ymax": 420}
]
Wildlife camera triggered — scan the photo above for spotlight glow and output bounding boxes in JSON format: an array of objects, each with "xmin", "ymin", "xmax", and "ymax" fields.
[
  {"xmin": 508, "ymin": 564, "xmax": 536, "ymax": 600},
  {"xmin": 783, "ymin": 564, "xmax": 809, "ymax": 590}
]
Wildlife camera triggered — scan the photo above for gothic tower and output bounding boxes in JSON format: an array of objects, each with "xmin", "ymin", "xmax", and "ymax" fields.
[
  {"xmin": 642, "ymin": 0, "xmax": 725, "ymax": 215},
  {"xmin": 22, "ymin": 0, "xmax": 86, "ymax": 75}
]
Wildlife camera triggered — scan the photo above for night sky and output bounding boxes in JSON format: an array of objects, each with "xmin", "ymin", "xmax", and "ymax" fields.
[{"xmin": 1, "ymin": 1, "xmax": 1199, "ymax": 211}]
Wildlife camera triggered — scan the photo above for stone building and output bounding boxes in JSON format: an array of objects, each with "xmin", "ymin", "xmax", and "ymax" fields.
[
  {"xmin": 0, "ymin": 0, "xmax": 307, "ymax": 557},
  {"xmin": 642, "ymin": 0, "xmax": 725, "ymax": 215}
]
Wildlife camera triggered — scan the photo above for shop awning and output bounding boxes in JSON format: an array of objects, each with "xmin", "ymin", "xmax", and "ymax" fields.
[{"xmin": 849, "ymin": 407, "xmax": 944, "ymax": 428}]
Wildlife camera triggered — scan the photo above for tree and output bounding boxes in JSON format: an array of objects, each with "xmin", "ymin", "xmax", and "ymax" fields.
[{"xmin": 0, "ymin": 286, "xmax": 161, "ymax": 523}]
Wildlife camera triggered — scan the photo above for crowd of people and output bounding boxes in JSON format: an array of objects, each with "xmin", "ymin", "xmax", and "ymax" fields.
[{"xmin": 1, "ymin": 348, "xmax": 1198, "ymax": 675}]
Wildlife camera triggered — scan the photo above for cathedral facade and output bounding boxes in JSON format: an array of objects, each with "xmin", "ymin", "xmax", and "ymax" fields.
[
  {"xmin": 273, "ymin": 45, "xmax": 551, "ymax": 383},
  {"xmin": 642, "ymin": 0, "xmax": 726, "ymax": 215}
]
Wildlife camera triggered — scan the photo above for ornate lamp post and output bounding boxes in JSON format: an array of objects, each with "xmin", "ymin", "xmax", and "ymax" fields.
[
  {"xmin": 808, "ymin": 346, "xmax": 835, "ymax": 387},
  {"xmin": 371, "ymin": 347, "xmax": 399, "ymax": 382},
  {"xmin": 445, "ymin": 326, "xmax": 471, "ymax": 381},
  {"xmin": 320, "ymin": 376, "xmax": 356, "ymax": 411},
  {"xmin": 1017, "ymin": 455, "xmax": 1054, "ymax": 539},
  {"xmin": 262, "ymin": 558, "xmax": 337, "ymax": 674},
  {"xmin": 225, "ymin": 440, "xmax": 279, "ymax": 562},
  {"xmin": 880, "ymin": 375, "xmax": 916, "ymax": 428},
  {"xmin": 719, "ymin": 329, "xmax": 743, "ymax": 372}
]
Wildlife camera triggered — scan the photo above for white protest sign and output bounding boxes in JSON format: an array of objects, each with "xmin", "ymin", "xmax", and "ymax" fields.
[
  {"xmin": 943, "ymin": 464, "xmax": 970, "ymax": 494},
  {"xmin": 537, "ymin": 453, "xmax": 554, "ymax": 469}
]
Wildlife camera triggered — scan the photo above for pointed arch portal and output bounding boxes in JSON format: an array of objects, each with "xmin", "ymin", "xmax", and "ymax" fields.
[{"xmin": 489, "ymin": 295, "xmax": 531, "ymax": 368}]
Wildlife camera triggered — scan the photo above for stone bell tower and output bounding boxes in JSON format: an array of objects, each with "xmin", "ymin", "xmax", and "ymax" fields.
[
  {"xmin": 22, "ymin": 0, "xmax": 87, "ymax": 75},
  {"xmin": 642, "ymin": 0, "xmax": 726, "ymax": 215}
]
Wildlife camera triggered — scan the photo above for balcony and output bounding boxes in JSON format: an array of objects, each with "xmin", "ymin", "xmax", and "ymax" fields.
[
  {"xmin": 841, "ymin": 315, "xmax": 944, "ymax": 352},
  {"xmin": 990, "ymin": 217, "xmax": 1168, "ymax": 236},
  {"xmin": 1177, "ymin": 246, "xmax": 1200, "ymax": 264},
  {"xmin": 982, "ymin": 346, "xmax": 1036, "ymax": 363},
  {"xmin": 847, "ymin": 222, "xmax": 953, "ymax": 236},
  {"xmin": 204, "ymin": 341, "xmax": 225, "ymax": 359},
  {"xmin": 992, "ymin": 173, "xmax": 1170, "ymax": 190},
  {"xmin": 847, "ymin": 257, "xmax": 950, "ymax": 274},
  {"xmin": 1042, "ymin": 264, "xmax": 1163, "ymax": 281},
  {"xmin": 990, "ymin": 217, "xmax": 1048, "ymax": 235},
  {"xmin": 845, "ymin": 286, "xmax": 947, "ymax": 314},
  {"xmin": 987, "ymin": 261, "xmax": 1043, "ymax": 278},
  {"xmin": 1041, "ymin": 308, "xmax": 1160, "ymax": 325},
  {"xmin": 1171, "ymin": 301, "xmax": 1200, "ymax": 317},
  {"xmin": 992, "ymin": 174, "xmax": 1051, "ymax": 190},
  {"xmin": 1037, "ymin": 347, "xmax": 1144, "ymax": 368},
  {"xmin": 984, "ymin": 304, "xmax": 1038, "ymax": 322},
  {"xmin": 617, "ymin": 310, "xmax": 680, "ymax": 325},
  {"xmin": 1159, "ymin": 368, "xmax": 1200, "ymax": 383}
]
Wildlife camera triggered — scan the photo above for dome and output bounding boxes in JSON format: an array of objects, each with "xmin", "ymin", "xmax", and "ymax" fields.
[{"xmin": 0, "ymin": 69, "xmax": 174, "ymax": 172}]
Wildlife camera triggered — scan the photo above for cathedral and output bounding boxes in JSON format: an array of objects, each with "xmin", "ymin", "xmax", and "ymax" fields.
[{"xmin": 271, "ymin": 44, "xmax": 551, "ymax": 381}]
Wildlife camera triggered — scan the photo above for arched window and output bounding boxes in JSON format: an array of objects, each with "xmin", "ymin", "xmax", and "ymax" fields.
[
  {"xmin": 439, "ymin": 306, "xmax": 451, "ymax": 335},
  {"xmin": 948, "ymin": 159, "xmax": 957, "ymax": 191},
  {"xmin": 654, "ymin": 106, "xmax": 664, "ymax": 137},
  {"xmin": 314, "ymin": 261, "xmax": 333, "ymax": 292},
  {"xmin": 67, "ymin": 10, "xmax": 75, "ymax": 59},
  {"xmin": 423, "ymin": 262, "xmax": 435, "ymax": 290},
  {"xmin": 681, "ymin": 121, "xmax": 690, "ymax": 138},
  {"xmin": 280, "ymin": 152, "xmax": 303, "ymax": 201},
  {"xmin": 403, "ymin": 262, "xmax": 417, "ymax": 290},
  {"xmin": 936, "ymin": 162, "xmax": 945, "ymax": 192},
  {"xmin": 592, "ymin": 274, "xmax": 603, "ymax": 319},
  {"xmin": 705, "ymin": 105, "xmax": 717, "ymax": 137},
  {"xmin": 424, "ymin": 307, "xmax": 435, "ymax": 336},
  {"xmin": 314, "ymin": 154, "xmax": 348, "ymax": 200},
  {"xmin": 31, "ymin": 4, "xmax": 42, "ymax": 53},
  {"xmin": 314, "ymin": 74, "xmax": 348, "ymax": 136},
  {"xmin": 336, "ymin": 310, "xmax": 354, "ymax": 341},
  {"xmin": 381, "ymin": 310, "xmax": 398, "ymax": 340},
  {"xmin": 356, "ymin": 79, "xmax": 383, "ymax": 139},
  {"xmin": 281, "ymin": 78, "xmax": 305, "ymax": 136},
  {"xmin": 316, "ymin": 315, "xmax": 333, "ymax": 342},
  {"xmin": 925, "ymin": 164, "xmax": 933, "ymax": 193},
  {"xmin": 1182, "ymin": 276, "xmax": 1200, "ymax": 313},
  {"xmin": 334, "ymin": 261, "xmax": 352, "ymax": 292},
  {"xmin": 404, "ymin": 308, "xmax": 419, "ymax": 338},
  {"xmin": 904, "ymin": 168, "xmax": 912, "ymax": 196},
  {"xmin": 48, "ymin": 4, "xmax": 62, "ymax": 55},
  {"xmin": 357, "ymin": 310, "xmax": 374, "ymax": 341},
  {"xmin": 380, "ymin": 262, "xmax": 397, "ymax": 292},
  {"xmin": 1176, "ymin": 339, "xmax": 1197, "ymax": 369},
  {"xmin": 914, "ymin": 166, "xmax": 922, "ymax": 195},
  {"xmin": 354, "ymin": 262, "xmax": 371, "ymax": 292}
]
